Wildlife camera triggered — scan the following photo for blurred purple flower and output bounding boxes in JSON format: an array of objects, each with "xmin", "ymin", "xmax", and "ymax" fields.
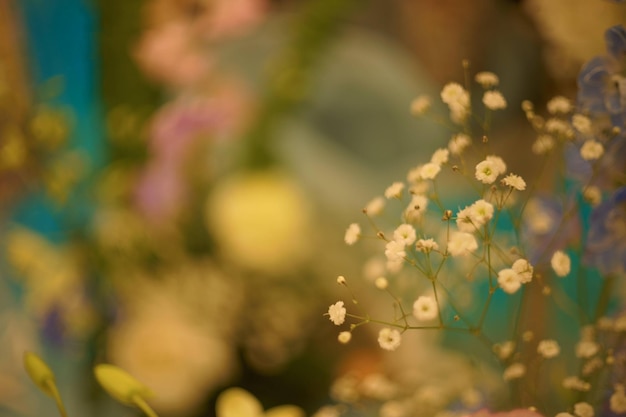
[{"xmin": 584, "ymin": 186, "xmax": 626, "ymax": 275}]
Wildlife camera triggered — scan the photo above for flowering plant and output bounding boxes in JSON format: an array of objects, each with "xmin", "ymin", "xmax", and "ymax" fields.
[{"xmin": 325, "ymin": 23, "xmax": 626, "ymax": 417}]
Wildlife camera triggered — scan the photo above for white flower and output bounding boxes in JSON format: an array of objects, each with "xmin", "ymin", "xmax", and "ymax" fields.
[
  {"xmin": 498, "ymin": 268, "xmax": 522, "ymax": 294},
  {"xmin": 551, "ymin": 250, "xmax": 571, "ymax": 277},
  {"xmin": 441, "ymin": 82, "xmax": 470, "ymax": 108},
  {"xmin": 575, "ymin": 340, "xmax": 599, "ymax": 358},
  {"xmin": 404, "ymin": 194, "xmax": 428, "ymax": 221},
  {"xmin": 374, "ymin": 277, "xmax": 388, "ymax": 289},
  {"xmin": 448, "ymin": 133, "xmax": 471, "ymax": 155},
  {"xmin": 475, "ymin": 71, "xmax": 499, "ymax": 87},
  {"xmin": 410, "ymin": 95, "xmax": 431, "ymax": 116},
  {"xmin": 486, "ymin": 155, "xmax": 507, "ymax": 174},
  {"xmin": 430, "ymin": 148, "xmax": 449, "ymax": 165},
  {"xmin": 583, "ymin": 186, "xmax": 602, "ymax": 206},
  {"xmin": 563, "ymin": 376, "xmax": 591, "ymax": 392},
  {"xmin": 338, "ymin": 331, "xmax": 352, "ymax": 344},
  {"xmin": 385, "ymin": 182, "xmax": 405, "ymax": 199},
  {"xmin": 512, "ymin": 258, "xmax": 533, "ymax": 283},
  {"xmin": 610, "ymin": 386, "xmax": 626, "ymax": 414},
  {"xmin": 365, "ymin": 196, "xmax": 385, "ymax": 216},
  {"xmin": 416, "ymin": 238, "xmax": 439, "ymax": 253},
  {"xmin": 546, "ymin": 118, "xmax": 574, "ymax": 138},
  {"xmin": 420, "ymin": 162, "xmax": 441, "ymax": 180},
  {"xmin": 344, "ymin": 223, "xmax": 361, "ymax": 245},
  {"xmin": 580, "ymin": 140, "xmax": 604, "ymax": 160},
  {"xmin": 336, "ymin": 275, "xmax": 347, "ymax": 285},
  {"xmin": 377, "ymin": 328, "xmax": 402, "ymax": 351},
  {"xmin": 385, "ymin": 240, "xmax": 406, "ymax": 262},
  {"xmin": 573, "ymin": 402, "xmax": 594, "ymax": 417},
  {"xmin": 547, "ymin": 96, "xmax": 573, "ymax": 114},
  {"xmin": 532, "ymin": 134, "xmax": 555, "ymax": 154},
  {"xmin": 456, "ymin": 206, "xmax": 476, "ymax": 233},
  {"xmin": 494, "ymin": 340, "xmax": 516, "ymax": 359},
  {"xmin": 501, "ymin": 173, "xmax": 526, "ymax": 191},
  {"xmin": 469, "ymin": 199, "xmax": 494, "ymax": 225},
  {"xmin": 537, "ymin": 339, "xmax": 560, "ymax": 358},
  {"xmin": 482, "ymin": 90, "xmax": 507, "ymax": 110},
  {"xmin": 393, "ymin": 224, "xmax": 416, "ymax": 245},
  {"xmin": 447, "ymin": 232, "xmax": 478, "ymax": 257},
  {"xmin": 327, "ymin": 301, "xmax": 346, "ymax": 325},
  {"xmin": 412, "ymin": 296, "xmax": 438, "ymax": 321},
  {"xmin": 475, "ymin": 158, "xmax": 502, "ymax": 184},
  {"xmin": 503, "ymin": 363, "xmax": 526, "ymax": 381},
  {"xmin": 572, "ymin": 114, "xmax": 592, "ymax": 134}
]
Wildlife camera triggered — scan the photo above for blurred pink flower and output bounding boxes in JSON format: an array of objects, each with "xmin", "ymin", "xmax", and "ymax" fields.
[{"xmin": 134, "ymin": 21, "xmax": 212, "ymax": 87}]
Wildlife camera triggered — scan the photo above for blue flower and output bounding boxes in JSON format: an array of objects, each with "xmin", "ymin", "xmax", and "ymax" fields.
[{"xmin": 584, "ymin": 186, "xmax": 626, "ymax": 275}]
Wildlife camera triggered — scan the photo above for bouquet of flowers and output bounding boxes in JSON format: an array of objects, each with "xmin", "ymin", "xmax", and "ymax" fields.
[{"xmin": 325, "ymin": 22, "xmax": 626, "ymax": 417}]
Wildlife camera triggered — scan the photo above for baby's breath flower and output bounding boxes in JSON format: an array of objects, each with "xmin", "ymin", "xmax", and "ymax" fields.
[
  {"xmin": 537, "ymin": 339, "xmax": 560, "ymax": 358},
  {"xmin": 494, "ymin": 340, "xmax": 516, "ymax": 359},
  {"xmin": 420, "ymin": 162, "xmax": 442, "ymax": 180},
  {"xmin": 344, "ymin": 223, "xmax": 361, "ymax": 245},
  {"xmin": 475, "ymin": 71, "xmax": 499, "ymax": 87},
  {"xmin": 456, "ymin": 206, "xmax": 475, "ymax": 233},
  {"xmin": 547, "ymin": 96, "xmax": 573, "ymax": 114},
  {"xmin": 575, "ymin": 340, "xmax": 599, "ymax": 358},
  {"xmin": 572, "ymin": 114, "xmax": 592, "ymax": 134},
  {"xmin": 404, "ymin": 194, "xmax": 429, "ymax": 222},
  {"xmin": 475, "ymin": 156, "xmax": 506, "ymax": 184},
  {"xmin": 374, "ymin": 277, "xmax": 388, "ymax": 289},
  {"xmin": 337, "ymin": 275, "xmax": 347, "ymax": 285},
  {"xmin": 582, "ymin": 186, "xmax": 602, "ymax": 206},
  {"xmin": 407, "ymin": 165, "xmax": 423, "ymax": 183},
  {"xmin": 328, "ymin": 301, "xmax": 346, "ymax": 325},
  {"xmin": 551, "ymin": 250, "xmax": 571, "ymax": 277},
  {"xmin": 502, "ymin": 173, "xmax": 526, "ymax": 191},
  {"xmin": 545, "ymin": 118, "xmax": 574, "ymax": 138},
  {"xmin": 562, "ymin": 376, "xmax": 591, "ymax": 392},
  {"xmin": 337, "ymin": 331, "xmax": 352, "ymax": 344},
  {"xmin": 447, "ymin": 232, "xmax": 478, "ymax": 257},
  {"xmin": 469, "ymin": 199, "xmax": 494, "ymax": 225},
  {"xmin": 430, "ymin": 148, "xmax": 449, "ymax": 165},
  {"xmin": 580, "ymin": 139, "xmax": 604, "ymax": 160},
  {"xmin": 497, "ymin": 268, "xmax": 522, "ymax": 294},
  {"xmin": 410, "ymin": 95, "xmax": 431, "ymax": 116},
  {"xmin": 532, "ymin": 134, "xmax": 555, "ymax": 154},
  {"xmin": 512, "ymin": 259, "xmax": 533, "ymax": 283},
  {"xmin": 412, "ymin": 296, "xmax": 438, "ymax": 321},
  {"xmin": 365, "ymin": 196, "xmax": 385, "ymax": 216},
  {"xmin": 503, "ymin": 363, "xmax": 526, "ymax": 381},
  {"xmin": 482, "ymin": 90, "xmax": 507, "ymax": 110},
  {"xmin": 441, "ymin": 82, "xmax": 469, "ymax": 108},
  {"xmin": 610, "ymin": 386, "xmax": 626, "ymax": 414},
  {"xmin": 521, "ymin": 100, "xmax": 534, "ymax": 113},
  {"xmin": 448, "ymin": 133, "xmax": 471, "ymax": 155},
  {"xmin": 416, "ymin": 238, "xmax": 438, "ymax": 253},
  {"xmin": 393, "ymin": 224, "xmax": 416, "ymax": 245},
  {"xmin": 384, "ymin": 182, "xmax": 405, "ymax": 199},
  {"xmin": 486, "ymin": 155, "xmax": 507, "ymax": 174},
  {"xmin": 573, "ymin": 402, "xmax": 594, "ymax": 417},
  {"xmin": 385, "ymin": 240, "xmax": 406, "ymax": 262},
  {"xmin": 377, "ymin": 328, "xmax": 402, "ymax": 351}
]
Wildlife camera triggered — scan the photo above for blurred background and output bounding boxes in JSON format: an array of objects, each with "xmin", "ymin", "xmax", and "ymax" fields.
[{"xmin": 0, "ymin": 0, "xmax": 623, "ymax": 416}]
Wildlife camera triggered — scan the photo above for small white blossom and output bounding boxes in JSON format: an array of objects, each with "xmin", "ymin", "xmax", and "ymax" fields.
[
  {"xmin": 393, "ymin": 224, "xmax": 416, "ymax": 245},
  {"xmin": 498, "ymin": 268, "xmax": 522, "ymax": 294},
  {"xmin": 338, "ymin": 331, "xmax": 352, "ymax": 344},
  {"xmin": 416, "ymin": 238, "xmax": 439, "ymax": 253},
  {"xmin": 547, "ymin": 96, "xmax": 573, "ymax": 114},
  {"xmin": 486, "ymin": 155, "xmax": 507, "ymax": 174},
  {"xmin": 537, "ymin": 339, "xmax": 561, "ymax": 358},
  {"xmin": 483, "ymin": 90, "xmax": 507, "ymax": 110},
  {"xmin": 410, "ymin": 95, "xmax": 431, "ymax": 116},
  {"xmin": 374, "ymin": 277, "xmax": 388, "ymax": 289},
  {"xmin": 385, "ymin": 182, "xmax": 405, "ymax": 199},
  {"xmin": 580, "ymin": 139, "xmax": 604, "ymax": 160},
  {"xmin": 385, "ymin": 240, "xmax": 406, "ymax": 262},
  {"xmin": 575, "ymin": 340, "xmax": 599, "ymax": 358},
  {"xmin": 475, "ymin": 156, "xmax": 506, "ymax": 184},
  {"xmin": 494, "ymin": 340, "xmax": 516, "ymax": 359},
  {"xmin": 441, "ymin": 82, "xmax": 470, "ymax": 108},
  {"xmin": 573, "ymin": 402, "xmax": 594, "ymax": 417},
  {"xmin": 503, "ymin": 363, "xmax": 526, "ymax": 381},
  {"xmin": 448, "ymin": 133, "xmax": 471, "ymax": 155},
  {"xmin": 456, "ymin": 206, "xmax": 476, "ymax": 233},
  {"xmin": 502, "ymin": 173, "xmax": 526, "ymax": 191},
  {"xmin": 377, "ymin": 328, "xmax": 402, "ymax": 351},
  {"xmin": 365, "ymin": 196, "xmax": 385, "ymax": 216},
  {"xmin": 546, "ymin": 118, "xmax": 574, "ymax": 138},
  {"xmin": 563, "ymin": 376, "xmax": 591, "ymax": 392},
  {"xmin": 420, "ymin": 162, "xmax": 442, "ymax": 180},
  {"xmin": 412, "ymin": 296, "xmax": 438, "ymax": 321},
  {"xmin": 328, "ymin": 301, "xmax": 347, "ymax": 325},
  {"xmin": 475, "ymin": 71, "xmax": 499, "ymax": 87},
  {"xmin": 344, "ymin": 223, "xmax": 361, "ymax": 245},
  {"xmin": 551, "ymin": 250, "xmax": 571, "ymax": 277},
  {"xmin": 532, "ymin": 134, "xmax": 555, "ymax": 154},
  {"xmin": 610, "ymin": 386, "xmax": 626, "ymax": 414},
  {"xmin": 404, "ymin": 194, "xmax": 429, "ymax": 222},
  {"xmin": 337, "ymin": 275, "xmax": 347, "ymax": 285},
  {"xmin": 512, "ymin": 258, "xmax": 533, "ymax": 283},
  {"xmin": 447, "ymin": 232, "xmax": 478, "ymax": 257},
  {"xmin": 583, "ymin": 186, "xmax": 602, "ymax": 206},
  {"xmin": 469, "ymin": 199, "xmax": 494, "ymax": 226},
  {"xmin": 430, "ymin": 148, "xmax": 449, "ymax": 165},
  {"xmin": 572, "ymin": 114, "xmax": 592, "ymax": 134}
]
